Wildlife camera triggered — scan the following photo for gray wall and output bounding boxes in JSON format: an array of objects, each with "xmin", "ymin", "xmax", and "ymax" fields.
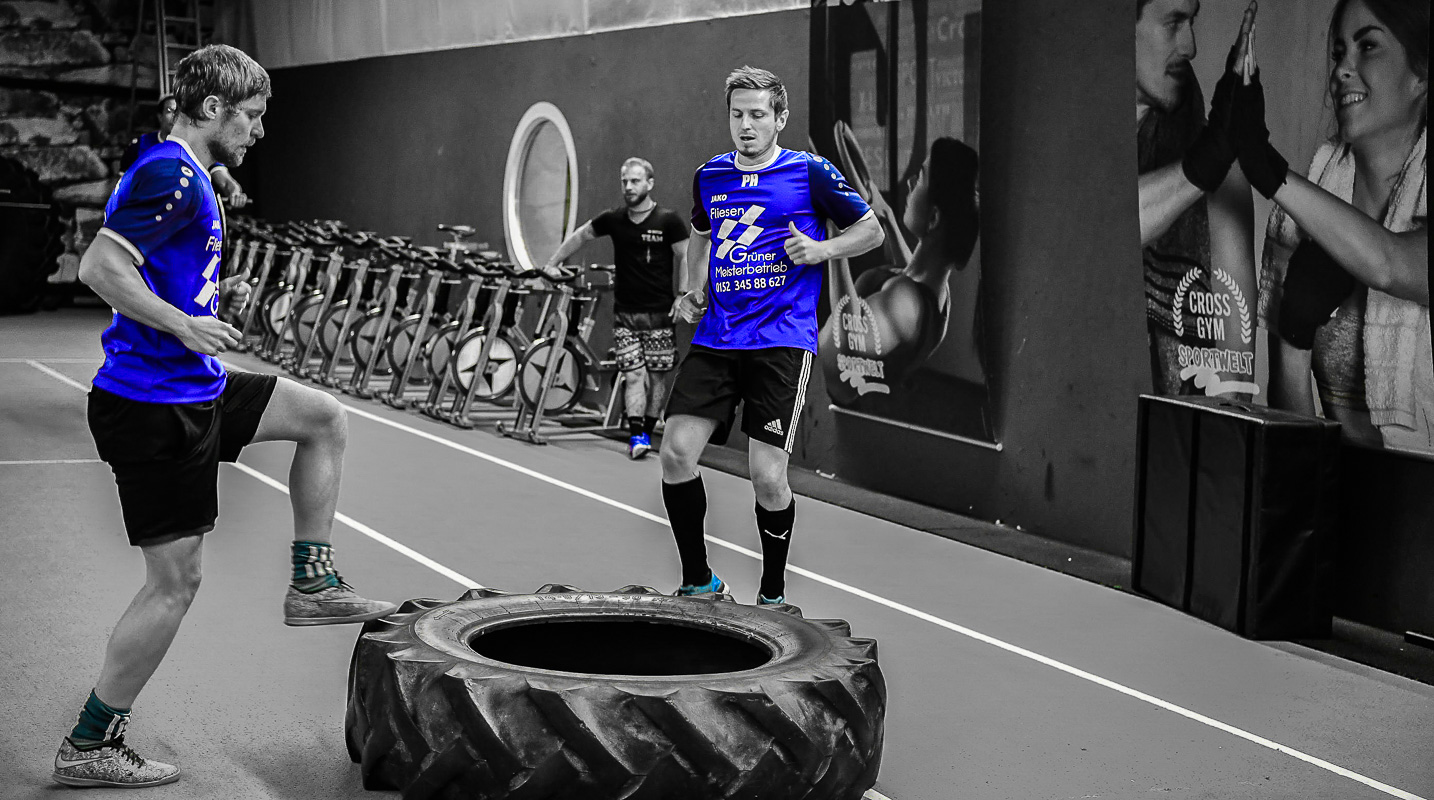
[{"xmin": 242, "ymin": 3, "xmax": 1150, "ymax": 557}]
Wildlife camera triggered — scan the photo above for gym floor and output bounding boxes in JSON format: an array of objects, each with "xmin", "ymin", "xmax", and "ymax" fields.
[{"xmin": 2, "ymin": 308, "xmax": 1431, "ymax": 800}]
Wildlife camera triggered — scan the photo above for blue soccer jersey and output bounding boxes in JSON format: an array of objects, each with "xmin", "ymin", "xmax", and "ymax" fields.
[
  {"xmin": 93, "ymin": 137, "xmax": 227, "ymax": 403},
  {"xmin": 690, "ymin": 148, "xmax": 871, "ymax": 352}
]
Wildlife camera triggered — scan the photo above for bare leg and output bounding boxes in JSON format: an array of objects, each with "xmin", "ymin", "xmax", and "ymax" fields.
[
  {"xmin": 659, "ymin": 414, "xmax": 717, "ymax": 482},
  {"xmin": 250, "ymin": 378, "xmax": 347, "ymax": 544},
  {"xmin": 93, "ymin": 536, "xmax": 205, "ymax": 709},
  {"xmin": 646, "ymin": 369, "xmax": 673, "ymax": 419},
  {"xmin": 623, "ymin": 366, "xmax": 648, "ymax": 423},
  {"xmin": 748, "ymin": 438, "xmax": 793, "ymax": 512}
]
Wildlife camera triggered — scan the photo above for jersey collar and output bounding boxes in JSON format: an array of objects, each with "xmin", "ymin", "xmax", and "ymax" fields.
[
  {"xmin": 735, "ymin": 146, "xmax": 783, "ymax": 172},
  {"xmin": 165, "ymin": 135, "xmax": 214, "ymax": 185}
]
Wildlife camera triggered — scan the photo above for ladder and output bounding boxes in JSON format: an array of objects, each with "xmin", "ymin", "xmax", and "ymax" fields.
[{"xmin": 155, "ymin": 0, "xmax": 204, "ymax": 97}]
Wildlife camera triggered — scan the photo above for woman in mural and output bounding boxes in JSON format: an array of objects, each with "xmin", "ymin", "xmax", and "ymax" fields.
[
  {"xmin": 819, "ymin": 134, "xmax": 980, "ymax": 407},
  {"xmin": 1251, "ymin": 0, "xmax": 1429, "ymax": 453}
]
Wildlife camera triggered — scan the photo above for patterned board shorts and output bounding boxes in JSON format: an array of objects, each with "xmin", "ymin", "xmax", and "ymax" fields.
[{"xmin": 613, "ymin": 309, "xmax": 676, "ymax": 372}]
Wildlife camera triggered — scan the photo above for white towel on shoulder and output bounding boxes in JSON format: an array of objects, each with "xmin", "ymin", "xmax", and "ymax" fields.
[{"xmin": 1361, "ymin": 130, "xmax": 1429, "ymax": 441}]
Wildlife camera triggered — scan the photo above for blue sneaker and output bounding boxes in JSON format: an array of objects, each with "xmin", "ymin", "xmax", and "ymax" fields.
[
  {"xmin": 757, "ymin": 594, "xmax": 785, "ymax": 606},
  {"xmin": 675, "ymin": 572, "xmax": 727, "ymax": 596},
  {"xmin": 628, "ymin": 432, "xmax": 651, "ymax": 460}
]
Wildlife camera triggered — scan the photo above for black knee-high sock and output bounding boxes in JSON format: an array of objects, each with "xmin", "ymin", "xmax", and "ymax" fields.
[
  {"xmin": 628, "ymin": 416, "xmax": 645, "ymax": 436},
  {"xmin": 756, "ymin": 498, "xmax": 795, "ymax": 598},
  {"xmin": 662, "ymin": 474, "xmax": 709, "ymax": 586},
  {"xmin": 643, "ymin": 415, "xmax": 659, "ymax": 435}
]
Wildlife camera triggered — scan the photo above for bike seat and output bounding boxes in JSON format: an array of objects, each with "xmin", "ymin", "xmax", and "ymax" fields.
[
  {"xmin": 437, "ymin": 224, "xmax": 477, "ymax": 238},
  {"xmin": 473, "ymin": 250, "xmax": 503, "ymax": 263}
]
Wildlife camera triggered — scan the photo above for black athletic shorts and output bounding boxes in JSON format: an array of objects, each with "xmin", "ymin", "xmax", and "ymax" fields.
[
  {"xmin": 87, "ymin": 372, "xmax": 278, "ymax": 546},
  {"xmin": 665, "ymin": 345, "xmax": 813, "ymax": 452}
]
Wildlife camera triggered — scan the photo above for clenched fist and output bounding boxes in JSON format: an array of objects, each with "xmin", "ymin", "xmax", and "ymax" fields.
[{"xmin": 218, "ymin": 275, "xmax": 251, "ymax": 320}]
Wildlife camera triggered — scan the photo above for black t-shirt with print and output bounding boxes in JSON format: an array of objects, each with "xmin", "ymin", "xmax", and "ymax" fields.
[{"xmin": 590, "ymin": 204, "xmax": 689, "ymax": 312}]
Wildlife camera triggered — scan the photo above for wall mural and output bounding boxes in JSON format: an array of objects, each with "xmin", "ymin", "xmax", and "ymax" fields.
[{"xmin": 810, "ymin": 0, "xmax": 991, "ymax": 443}]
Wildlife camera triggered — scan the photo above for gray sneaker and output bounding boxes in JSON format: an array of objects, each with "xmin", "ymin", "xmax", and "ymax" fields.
[
  {"xmin": 53, "ymin": 737, "xmax": 180, "ymax": 788},
  {"xmin": 283, "ymin": 580, "xmax": 397, "ymax": 626}
]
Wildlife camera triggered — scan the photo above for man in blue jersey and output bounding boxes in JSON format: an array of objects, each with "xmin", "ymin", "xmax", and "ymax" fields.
[
  {"xmin": 53, "ymin": 45, "xmax": 395, "ymax": 789},
  {"xmin": 662, "ymin": 66, "xmax": 883, "ymax": 605},
  {"xmin": 120, "ymin": 93, "xmax": 249, "ymax": 209}
]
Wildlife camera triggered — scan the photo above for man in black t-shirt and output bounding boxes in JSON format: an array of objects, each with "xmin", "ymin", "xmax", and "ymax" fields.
[{"xmin": 547, "ymin": 157, "xmax": 689, "ymax": 459}]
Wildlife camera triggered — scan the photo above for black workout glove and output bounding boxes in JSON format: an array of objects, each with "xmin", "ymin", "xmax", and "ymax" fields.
[
  {"xmin": 1228, "ymin": 71, "xmax": 1289, "ymax": 199},
  {"xmin": 1181, "ymin": 70, "xmax": 1240, "ymax": 193},
  {"xmin": 1277, "ymin": 238, "xmax": 1356, "ymax": 350}
]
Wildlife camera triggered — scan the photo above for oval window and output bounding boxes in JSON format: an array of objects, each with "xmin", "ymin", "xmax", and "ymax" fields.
[{"xmin": 503, "ymin": 102, "xmax": 578, "ymax": 272}]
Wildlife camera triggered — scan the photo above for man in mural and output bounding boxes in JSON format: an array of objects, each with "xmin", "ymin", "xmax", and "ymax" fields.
[
  {"xmin": 545, "ymin": 157, "xmax": 690, "ymax": 459},
  {"xmin": 120, "ymin": 93, "xmax": 249, "ymax": 209},
  {"xmin": 1136, "ymin": 0, "xmax": 1259, "ymax": 397},
  {"xmin": 663, "ymin": 66, "xmax": 883, "ymax": 605},
  {"xmin": 54, "ymin": 44, "xmax": 395, "ymax": 789}
]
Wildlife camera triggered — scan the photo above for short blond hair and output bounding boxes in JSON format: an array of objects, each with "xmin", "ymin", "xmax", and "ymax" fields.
[
  {"xmin": 621, "ymin": 157, "xmax": 654, "ymax": 180},
  {"xmin": 724, "ymin": 66, "xmax": 787, "ymax": 116}
]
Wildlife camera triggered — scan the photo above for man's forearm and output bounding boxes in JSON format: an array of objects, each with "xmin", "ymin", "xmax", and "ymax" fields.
[
  {"xmin": 823, "ymin": 215, "xmax": 884, "ymax": 262},
  {"xmin": 672, "ymin": 246, "xmax": 688, "ymax": 297},
  {"xmin": 1139, "ymin": 162, "xmax": 1207, "ymax": 245},
  {"xmin": 684, "ymin": 232, "xmax": 710, "ymax": 294},
  {"xmin": 547, "ymin": 224, "xmax": 595, "ymax": 267},
  {"xmin": 547, "ymin": 234, "xmax": 585, "ymax": 267},
  {"xmin": 79, "ymin": 237, "xmax": 191, "ymax": 336}
]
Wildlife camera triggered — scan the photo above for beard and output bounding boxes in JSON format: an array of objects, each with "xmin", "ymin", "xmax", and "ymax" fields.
[
  {"xmin": 624, "ymin": 191, "xmax": 649, "ymax": 208},
  {"xmin": 213, "ymin": 139, "xmax": 246, "ymax": 167}
]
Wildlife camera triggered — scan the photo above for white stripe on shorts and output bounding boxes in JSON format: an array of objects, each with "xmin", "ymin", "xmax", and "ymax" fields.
[{"xmin": 786, "ymin": 350, "xmax": 812, "ymax": 451}]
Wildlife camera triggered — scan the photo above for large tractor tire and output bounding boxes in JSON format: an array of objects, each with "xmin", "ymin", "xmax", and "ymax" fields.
[
  {"xmin": 346, "ymin": 584, "xmax": 885, "ymax": 800},
  {"xmin": 0, "ymin": 156, "xmax": 66, "ymax": 315}
]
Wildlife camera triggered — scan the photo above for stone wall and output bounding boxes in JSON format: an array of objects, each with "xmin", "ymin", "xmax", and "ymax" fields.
[{"xmin": 1, "ymin": 0, "xmax": 159, "ymax": 284}]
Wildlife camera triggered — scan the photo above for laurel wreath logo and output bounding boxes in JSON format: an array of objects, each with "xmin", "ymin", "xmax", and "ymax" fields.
[
  {"xmin": 1212, "ymin": 267, "xmax": 1253, "ymax": 344},
  {"xmin": 1172, "ymin": 268, "xmax": 1199, "ymax": 339},
  {"xmin": 1172, "ymin": 267, "xmax": 1252, "ymax": 345},
  {"xmin": 832, "ymin": 294, "xmax": 884, "ymax": 356}
]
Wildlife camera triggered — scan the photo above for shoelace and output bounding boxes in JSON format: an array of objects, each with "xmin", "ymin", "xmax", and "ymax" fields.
[{"xmin": 107, "ymin": 737, "xmax": 145, "ymax": 767}]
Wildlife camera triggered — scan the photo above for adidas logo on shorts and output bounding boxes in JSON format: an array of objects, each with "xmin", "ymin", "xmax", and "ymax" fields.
[{"xmin": 764, "ymin": 418, "xmax": 784, "ymax": 435}]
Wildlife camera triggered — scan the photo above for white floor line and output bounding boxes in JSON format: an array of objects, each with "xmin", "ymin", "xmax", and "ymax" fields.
[
  {"xmin": 863, "ymin": 791, "xmax": 894, "ymax": 800},
  {"xmin": 0, "ymin": 357, "xmax": 97, "ymax": 363},
  {"xmin": 0, "ymin": 459, "xmax": 103, "ymax": 465},
  {"xmin": 29, "ymin": 359, "xmax": 1427, "ymax": 800},
  {"xmin": 333, "ymin": 399, "xmax": 1428, "ymax": 800},
  {"xmin": 227, "ymin": 462, "xmax": 483, "ymax": 590},
  {"xmin": 25, "ymin": 360, "xmax": 90, "ymax": 391}
]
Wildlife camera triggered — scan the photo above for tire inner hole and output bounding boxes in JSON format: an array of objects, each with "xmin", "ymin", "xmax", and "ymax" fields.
[{"xmin": 469, "ymin": 619, "xmax": 772, "ymax": 675}]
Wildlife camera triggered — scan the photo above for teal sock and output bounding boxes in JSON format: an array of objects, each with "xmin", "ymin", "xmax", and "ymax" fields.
[
  {"xmin": 70, "ymin": 689, "xmax": 129, "ymax": 746},
  {"xmin": 291, "ymin": 540, "xmax": 340, "ymax": 593}
]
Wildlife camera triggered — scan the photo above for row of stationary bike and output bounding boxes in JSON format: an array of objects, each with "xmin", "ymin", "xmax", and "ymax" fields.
[{"xmin": 222, "ymin": 216, "xmax": 628, "ymax": 443}]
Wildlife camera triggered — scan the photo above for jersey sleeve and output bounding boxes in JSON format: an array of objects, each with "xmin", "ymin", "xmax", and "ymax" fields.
[
  {"xmin": 690, "ymin": 167, "xmax": 710, "ymax": 234},
  {"xmin": 118, "ymin": 137, "xmax": 142, "ymax": 175},
  {"xmin": 100, "ymin": 157, "xmax": 198, "ymax": 266},
  {"xmin": 807, "ymin": 154, "xmax": 872, "ymax": 230},
  {"xmin": 590, "ymin": 209, "xmax": 616, "ymax": 238},
  {"xmin": 663, "ymin": 209, "xmax": 690, "ymax": 243}
]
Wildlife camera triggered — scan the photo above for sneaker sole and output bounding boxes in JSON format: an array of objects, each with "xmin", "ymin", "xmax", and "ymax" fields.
[
  {"xmin": 284, "ymin": 606, "xmax": 397, "ymax": 627},
  {"xmin": 53, "ymin": 771, "xmax": 180, "ymax": 788}
]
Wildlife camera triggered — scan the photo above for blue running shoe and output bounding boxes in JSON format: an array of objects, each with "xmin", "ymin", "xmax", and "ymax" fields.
[
  {"xmin": 757, "ymin": 594, "xmax": 785, "ymax": 606},
  {"xmin": 628, "ymin": 432, "xmax": 651, "ymax": 460},
  {"xmin": 674, "ymin": 572, "xmax": 726, "ymax": 596}
]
